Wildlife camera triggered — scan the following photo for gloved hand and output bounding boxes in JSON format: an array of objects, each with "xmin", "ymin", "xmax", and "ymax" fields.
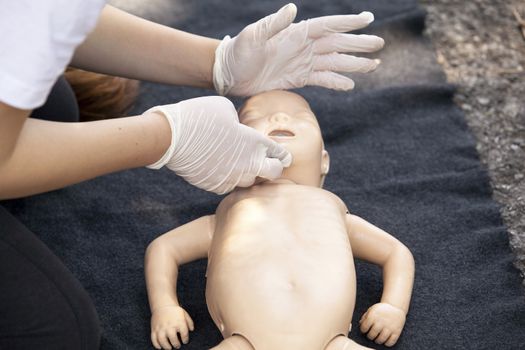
[
  {"xmin": 145, "ymin": 96, "xmax": 292, "ymax": 194},
  {"xmin": 213, "ymin": 3, "xmax": 384, "ymax": 96}
]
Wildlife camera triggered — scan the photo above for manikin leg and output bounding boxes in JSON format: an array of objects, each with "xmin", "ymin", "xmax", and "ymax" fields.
[
  {"xmin": 325, "ymin": 335, "xmax": 374, "ymax": 350},
  {"xmin": 210, "ymin": 335, "xmax": 254, "ymax": 350}
]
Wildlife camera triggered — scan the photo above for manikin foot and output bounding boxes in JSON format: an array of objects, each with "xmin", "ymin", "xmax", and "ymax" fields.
[
  {"xmin": 210, "ymin": 335, "xmax": 254, "ymax": 350},
  {"xmin": 325, "ymin": 335, "xmax": 374, "ymax": 350}
]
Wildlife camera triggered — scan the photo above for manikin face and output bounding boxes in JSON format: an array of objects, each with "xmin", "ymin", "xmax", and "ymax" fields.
[{"xmin": 239, "ymin": 90, "xmax": 330, "ymax": 187}]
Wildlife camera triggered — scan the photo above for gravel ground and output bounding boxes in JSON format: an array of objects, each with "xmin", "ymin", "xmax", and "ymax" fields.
[{"xmin": 420, "ymin": 0, "xmax": 525, "ymax": 282}]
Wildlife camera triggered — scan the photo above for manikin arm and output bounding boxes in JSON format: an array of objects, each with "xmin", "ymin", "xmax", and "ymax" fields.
[
  {"xmin": 346, "ymin": 214, "xmax": 415, "ymax": 347},
  {"xmin": 145, "ymin": 215, "xmax": 215, "ymax": 349}
]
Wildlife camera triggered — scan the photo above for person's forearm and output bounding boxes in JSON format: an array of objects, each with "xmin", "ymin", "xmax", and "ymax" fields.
[
  {"xmin": 145, "ymin": 242, "xmax": 182, "ymax": 312},
  {"xmin": 0, "ymin": 113, "xmax": 170, "ymax": 199},
  {"xmin": 0, "ymin": 102, "xmax": 29, "ymax": 166},
  {"xmin": 380, "ymin": 244, "xmax": 415, "ymax": 314},
  {"xmin": 72, "ymin": 5, "xmax": 219, "ymax": 89}
]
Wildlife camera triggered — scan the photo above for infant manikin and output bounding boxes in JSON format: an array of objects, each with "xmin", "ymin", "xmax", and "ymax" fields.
[{"xmin": 145, "ymin": 90, "xmax": 415, "ymax": 350}]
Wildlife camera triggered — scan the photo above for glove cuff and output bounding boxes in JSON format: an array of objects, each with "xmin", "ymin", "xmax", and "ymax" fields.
[
  {"xmin": 143, "ymin": 105, "xmax": 179, "ymax": 169},
  {"xmin": 212, "ymin": 35, "xmax": 232, "ymax": 96}
]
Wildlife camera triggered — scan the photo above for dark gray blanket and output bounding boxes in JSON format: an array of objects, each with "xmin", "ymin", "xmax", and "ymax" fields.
[{"xmin": 4, "ymin": 1, "xmax": 525, "ymax": 349}]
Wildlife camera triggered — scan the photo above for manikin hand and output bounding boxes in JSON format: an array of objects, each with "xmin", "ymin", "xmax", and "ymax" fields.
[
  {"xmin": 145, "ymin": 96, "xmax": 292, "ymax": 194},
  {"xmin": 213, "ymin": 3, "xmax": 384, "ymax": 96},
  {"xmin": 151, "ymin": 305, "xmax": 195, "ymax": 350},
  {"xmin": 359, "ymin": 302, "xmax": 406, "ymax": 347}
]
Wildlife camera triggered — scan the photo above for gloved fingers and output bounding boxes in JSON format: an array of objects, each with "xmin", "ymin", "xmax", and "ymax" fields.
[
  {"xmin": 236, "ymin": 174, "xmax": 257, "ymax": 188},
  {"xmin": 241, "ymin": 124, "xmax": 293, "ymax": 166},
  {"xmin": 266, "ymin": 141, "xmax": 292, "ymax": 167},
  {"xmin": 264, "ymin": 139, "xmax": 292, "ymax": 167},
  {"xmin": 307, "ymin": 71, "xmax": 355, "ymax": 91},
  {"xmin": 313, "ymin": 33, "xmax": 384, "ymax": 54},
  {"xmin": 313, "ymin": 53, "xmax": 380, "ymax": 73},
  {"xmin": 307, "ymin": 11, "xmax": 374, "ymax": 39},
  {"xmin": 247, "ymin": 3, "xmax": 297, "ymax": 43},
  {"xmin": 257, "ymin": 157, "xmax": 286, "ymax": 180}
]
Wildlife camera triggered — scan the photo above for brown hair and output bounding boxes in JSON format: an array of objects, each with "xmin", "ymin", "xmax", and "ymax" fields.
[{"xmin": 64, "ymin": 68, "xmax": 139, "ymax": 121}]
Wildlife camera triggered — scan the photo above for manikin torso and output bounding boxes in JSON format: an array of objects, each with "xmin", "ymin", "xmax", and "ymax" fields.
[
  {"xmin": 146, "ymin": 90, "xmax": 413, "ymax": 350},
  {"xmin": 206, "ymin": 181, "xmax": 356, "ymax": 350}
]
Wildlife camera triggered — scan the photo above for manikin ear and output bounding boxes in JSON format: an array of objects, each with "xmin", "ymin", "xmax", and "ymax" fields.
[
  {"xmin": 321, "ymin": 149, "xmax": 330, "ymax": 175},
  {"xmin": 320, "ymin": 149, "xmax": 330, "ymax": 187}
]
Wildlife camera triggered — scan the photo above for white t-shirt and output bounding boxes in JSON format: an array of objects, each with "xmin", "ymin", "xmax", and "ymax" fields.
[{"xmin": 0, "ymin": 0, "xmax": 107, "ymax": 110}]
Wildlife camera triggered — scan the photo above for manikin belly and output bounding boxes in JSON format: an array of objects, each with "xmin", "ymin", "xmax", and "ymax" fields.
[{"xmin": 206, "ymin": 232, "xmax": 356, "ymax": 350}]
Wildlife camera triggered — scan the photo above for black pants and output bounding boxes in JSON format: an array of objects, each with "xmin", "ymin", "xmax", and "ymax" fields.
[
  {"xmin": 31, "ymin": 75, "xmax": 80, "ymax": 122},
  {"xmin": 0, "ymin": 77, "xmax": 100, "ymax": 349}
]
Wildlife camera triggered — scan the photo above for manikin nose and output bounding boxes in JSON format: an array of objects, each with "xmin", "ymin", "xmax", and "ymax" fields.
[{"xmin": 269, "ymin": 112, "xmax": 290, "ymax": 123}]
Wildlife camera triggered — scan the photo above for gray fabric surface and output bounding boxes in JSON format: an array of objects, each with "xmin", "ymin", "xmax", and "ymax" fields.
[{"xmin": 3, "ymin": 1, "xmax": 525, "ymax": 349}]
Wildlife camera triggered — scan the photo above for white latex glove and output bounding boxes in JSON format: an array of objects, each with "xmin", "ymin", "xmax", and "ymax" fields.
[
  {"xmin": 145, "ymin": 96, "xmax": 292, "ymax": 194},
  {"xmin": 213, "ymin": 3, "xmax": 385, "ymax": 96}
]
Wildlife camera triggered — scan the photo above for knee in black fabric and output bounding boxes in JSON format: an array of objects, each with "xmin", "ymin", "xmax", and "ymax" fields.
[
  {"xmin": 30, "ymin": 75, "xmax": 79, "ymax": 122},
  {"xmin": 0, "ymin": 206, "xmax": 100, "ymax": 349},
  {"xmin": 71, "ymin": 282, "xmax": 102, "ymax": 350},
  {"xmin": 0, "ymin": 282, "xmax": 100, "ymax": 349}
]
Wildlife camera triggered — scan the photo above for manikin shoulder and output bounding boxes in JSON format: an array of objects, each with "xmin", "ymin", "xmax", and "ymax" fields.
[
  {"xmin": 215, "ymin": 184, "xmax": 349, "ymax": 216},
  {"xmin": 318, "ymin": 188, "xmax": 349, "ymax": 215}
]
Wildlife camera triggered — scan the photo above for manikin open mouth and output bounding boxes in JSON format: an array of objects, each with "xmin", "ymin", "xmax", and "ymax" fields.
[{"xmin": 268, "ymin": 130, "xmax": 295, "ymax": 137}]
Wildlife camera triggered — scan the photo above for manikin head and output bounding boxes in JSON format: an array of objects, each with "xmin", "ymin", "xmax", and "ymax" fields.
[{"xmin": 239, "ymin": 90, "xmax": 330, "ymax": 187}]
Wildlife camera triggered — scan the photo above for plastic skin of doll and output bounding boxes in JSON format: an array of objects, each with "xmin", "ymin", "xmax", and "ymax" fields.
[{"xmin": 145, "ymin": 90, "xmax": 415, "ymax": 350}]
